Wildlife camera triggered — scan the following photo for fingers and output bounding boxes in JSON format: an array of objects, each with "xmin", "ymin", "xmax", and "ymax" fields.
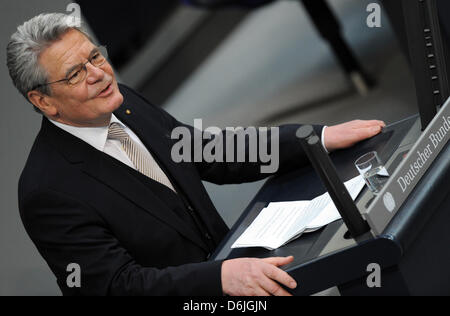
[
  {"xmin": 260, "ymin": 258, "xmax": 297, "ymax": 295},
  {"xmin": 360, "ymin": 125, "xmax": 383, "ymax": 138},
  {"xmin": 364, "ymin": 120, "xmax": 386, "ymax": 127},
  {"xmin": 324, "ymin": 119, "xmax": 386, "ymax": 151},
  {"xmin": 262, "ymin": 256, "xmax": 294, "ymax": 267},
  {"xmin": 350, "ymin": 119, "xmax": 385, "ymax": 129},
  {"xmin": 221, "ymin": 257, "xmax": 297, "ymax": 296},
  {"xmin": 253, "ymin": 288, "xmax": 272, "ymax": 297},
  {"xmin": 259, "ymin": 276, "xmax": 293, "ymax": 296},
  {"xmin": 263, "ymin": 263, "xmax": 297, "ymax": 289},
  {"xmin": 368, "ymin": 125, "xmax": 382, "ymax": 135}
]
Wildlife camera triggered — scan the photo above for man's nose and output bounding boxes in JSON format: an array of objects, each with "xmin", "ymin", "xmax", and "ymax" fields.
[{"xmin": 85, "ymin": 62, "xmax": 104, "ymax": 84}]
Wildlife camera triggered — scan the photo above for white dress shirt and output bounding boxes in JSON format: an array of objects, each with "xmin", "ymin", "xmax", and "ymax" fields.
[
  {"xmin": 322, "ymin": 126, "xmax": 328, "ymax": 153},
  {"xmin": 50, "ymin": 114, "xmax": 149, "ymax": 171}
]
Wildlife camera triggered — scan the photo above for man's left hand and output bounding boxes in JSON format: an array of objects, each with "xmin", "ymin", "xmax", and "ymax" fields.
[{"xmin": 324, "ymin": 120, "xmax": 386, "ymax": 152}]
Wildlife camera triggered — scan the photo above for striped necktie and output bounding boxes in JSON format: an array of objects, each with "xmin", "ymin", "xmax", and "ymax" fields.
[{"xmin": 107, "ymin": 122, "xmax": 176, "ymax": 193}]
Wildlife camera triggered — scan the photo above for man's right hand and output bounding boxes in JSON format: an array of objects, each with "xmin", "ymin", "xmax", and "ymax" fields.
[{"xmin": 221, "ymin": 256, "xmax": 297, "ymax": 296}]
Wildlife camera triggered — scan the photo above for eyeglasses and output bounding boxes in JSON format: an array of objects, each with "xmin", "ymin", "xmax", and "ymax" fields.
[{"xmin": 31, "ymin": 45, "xmax": 108, "ymax": 91}]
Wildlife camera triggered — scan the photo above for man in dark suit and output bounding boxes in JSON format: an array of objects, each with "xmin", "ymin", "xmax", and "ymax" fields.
[{"xmin": 8, "ymin": 13, "xmax": 385, "ymax": 296}]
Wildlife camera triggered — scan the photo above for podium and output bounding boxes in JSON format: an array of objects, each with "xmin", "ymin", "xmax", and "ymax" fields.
[
  {"xmin": 211, "ymin": 115, "xmax": 450, "ymax": 295},
  {"xmin": 210, "ymin": 0, "xmax": 450, "ymax": 295}
]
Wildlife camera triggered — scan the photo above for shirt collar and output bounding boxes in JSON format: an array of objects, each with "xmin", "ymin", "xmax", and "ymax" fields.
[{"xmin": 49, "ymin": 114, "xmax": 126, "ymax": 152}]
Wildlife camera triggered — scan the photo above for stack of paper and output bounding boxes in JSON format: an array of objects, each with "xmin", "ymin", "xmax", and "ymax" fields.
[{"xmin": 231, "ymin": 176, "xmax": 366, "ymax": 250}]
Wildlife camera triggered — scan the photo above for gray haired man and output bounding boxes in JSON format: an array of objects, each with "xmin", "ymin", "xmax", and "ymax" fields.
[{"xmin": 8, "ymin": 13, "xmax": 385, "ymax": 296}]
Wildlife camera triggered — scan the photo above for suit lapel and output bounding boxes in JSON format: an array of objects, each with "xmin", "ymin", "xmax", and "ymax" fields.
[
  {"xmin": 40, "ymin": 116, "xmax": 209, "ymax": 253},
  {"xmin": 115, "ymin": 100, "xmax": 208, "ymax": 217},
  {"xmin": 114, "ymin": 94, "xmax": 229, "ymax": 245}
]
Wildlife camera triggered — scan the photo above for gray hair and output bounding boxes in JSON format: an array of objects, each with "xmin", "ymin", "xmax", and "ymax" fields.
[{"xmin": 6, "ymin": 13, "xmax": 92, "ymax": 114}]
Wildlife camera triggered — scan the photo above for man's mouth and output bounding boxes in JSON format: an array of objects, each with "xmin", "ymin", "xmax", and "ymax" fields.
[{"xmin": 97, "ymin": 82, "xmax": 113, "ymax": 98}]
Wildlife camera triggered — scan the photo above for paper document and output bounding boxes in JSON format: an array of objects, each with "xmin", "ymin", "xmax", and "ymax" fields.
[{"xmin": 231, "ymin": 176, "xmax": 366, "ymax": 250}]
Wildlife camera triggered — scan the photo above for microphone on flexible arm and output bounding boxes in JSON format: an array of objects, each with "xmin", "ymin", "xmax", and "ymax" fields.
[{"xmin": 296, "ymin": 125, "xmax": 371, "ymax": 239}]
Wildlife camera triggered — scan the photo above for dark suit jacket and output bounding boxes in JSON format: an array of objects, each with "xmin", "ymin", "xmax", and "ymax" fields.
[{"xmin": 18, "ymin": 84, "xmax": 323, "ymax": 296}]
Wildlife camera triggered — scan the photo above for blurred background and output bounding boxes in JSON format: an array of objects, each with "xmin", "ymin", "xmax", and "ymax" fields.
[{"xmin": 0, "ymin": 0, "xmax": 423, "ymax": 295}]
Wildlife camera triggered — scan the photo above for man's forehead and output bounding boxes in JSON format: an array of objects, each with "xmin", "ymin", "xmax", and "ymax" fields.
[{"xmin": 41, "ymin": 29, "xmax": 94, "ymax": 76}]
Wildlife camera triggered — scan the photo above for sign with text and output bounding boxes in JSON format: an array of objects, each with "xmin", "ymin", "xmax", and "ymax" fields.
[{"xmin": 366, "ymin": 97, "xmax": 450, "ymax": 235}]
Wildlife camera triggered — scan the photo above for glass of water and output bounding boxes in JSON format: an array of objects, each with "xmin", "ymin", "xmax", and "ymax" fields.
[{"xmin": 355, "ymin": 151, "xmax": 389, "ymax": 194}]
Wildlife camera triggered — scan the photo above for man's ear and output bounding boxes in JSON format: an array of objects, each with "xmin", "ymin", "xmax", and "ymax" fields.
[{"xmin": 27, "ymin": 90, "xmax": 58, "ymax": 116}]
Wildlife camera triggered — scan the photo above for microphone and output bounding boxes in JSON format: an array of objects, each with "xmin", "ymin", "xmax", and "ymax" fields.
[{"xmin": 296, "ymin": 125, "xmax": 370, "ymax": 238}]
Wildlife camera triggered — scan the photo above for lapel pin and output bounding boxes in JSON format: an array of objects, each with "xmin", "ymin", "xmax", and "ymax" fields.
[{"xmin": 125, "ymin": 109, "xmax": 132, "ymax": 115}]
